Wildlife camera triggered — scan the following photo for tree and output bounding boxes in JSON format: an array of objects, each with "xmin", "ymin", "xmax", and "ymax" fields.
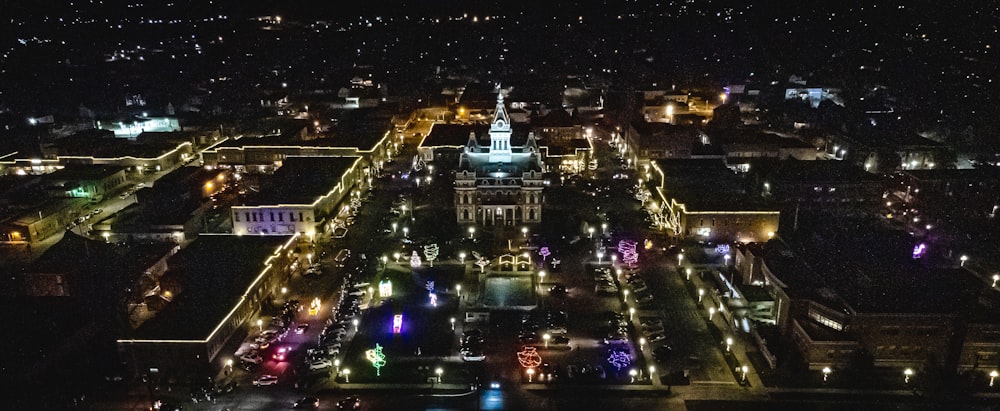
[{"xmin": 423, "ymin": 244, "xmax": 439, "ymax": 267}]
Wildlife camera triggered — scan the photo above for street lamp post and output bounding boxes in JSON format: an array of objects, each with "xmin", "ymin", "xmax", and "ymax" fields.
[
  {"xmin": 459, "ymin": 252, "xmax": 466, "ymax": 264},
  {"xmin": 538, "ymin": 271, "xmax": 545, "ymax": 293},
  {"xmin": 450, "ymin": 317, "xmax": 455, "ymax": 331},
  {"xmin": 993, "ymin": 274, "xmax": 999, "ymax": 288},
  {"xmin": 352, "ymin": 318, "xmax": 359, "ymax": 332},
  {"xmin": 456, "ymin": 284, "xmax": 462, "ymax": 298},
  {"xmin": 822, "ymin": 367, "xmax": 831, "ymax": 382},
  {"xmin": 709, "ymin": 307, "xmax": 716, "ymax": 320},
  {"xmin": 334, "ymin": 359, "xmax": 341, "ymax": 374},
  {"xmin": 990, "ymin": 370, "xmax": 998, "ymax": 387},
  {"xmin": 726, "ymin": 337, "xmax": 733, "ymax": 352},
  {"xmin": 741, "ymin": 365, "xmax": 748, "ymax": 383},
  {"xmin": 904, "ymin": 368, "xmax": 913, "ymax": 384},
  {"xmin": 588, "ymin": 227, "xmax": 595, "ymax": 238},
  {"xmin": 629, "ymin": 368, "xmax": 638, "ymax": 383},
  {"xmin": 686, "ymin": 268, "xmax": 692, "ymax": 280},
  {"xmin": 522, "ymin": 227, "xmax": 528, "ymax": 238},
  {"xmin": 393, "ymin": 252, "xmax": 401, "ymax": 263},
  {"xmin": 698, "ymin": 288, "xmax": 704, "ymax": 302},
  {"xmin": 343, "ymin": 368, "xmax": 351, "ymax": 383},
  {"xmin": 649, "ymin": 366, "xmax": 656, "ymax": 381},
  {"xmin": 960, "ymin": 255, "xmax": 969, "ymax": 267},
  {"xmin": 402, "ymin": 227, "xmax": 409, "ymax": 238},
  {"xmin": 257, "ymin": 319, "xmax": 263, "ymax": 332},
  {"xmin": 678, "ymin": 253, "xmax": 684, "ymax": 266},
  {"xmin": 527, "ymin": 368, "xmax": 535, "ymax": 383},
  {"xmin": 435, "ymin": 367, "xmax": 443, "ymax": 384},
  {"xmin": 724, "ymin": 254, "xmax": 731, "ymax": 266},
  {"xmin": 629, "ymin": 307, "xmax": 635, "ymax": 320},
  {"xmin": 638, "ymin": 337, "xmax": 646, "ymax": 350},
  {"xmin": 597, "ymin": 250, "xmax": 605, "ymax": 264},
  {"xmin": 392, "ymin": 222, "xmax": 397, "ymax": 233},
  {"xmin": 543, "ymin": 333, "xmax": 551, "ymax": 348},
  {"xmin": 468, "ymin": 227, "xmax": 476, "ymax": 239}
]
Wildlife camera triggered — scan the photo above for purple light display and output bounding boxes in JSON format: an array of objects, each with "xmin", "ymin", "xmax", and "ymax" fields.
[
  {"xmin": 912, "ymin": 243, "xmax": 927, "ymax": 259},
  {"xmin": 393, "ymin": 314, "xmax": 403, "ymax": 333}
]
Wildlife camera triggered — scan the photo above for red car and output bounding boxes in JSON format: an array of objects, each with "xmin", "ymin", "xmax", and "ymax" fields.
[{"xmin": 272, "ymin": 346, "xmax": 290, "ymax": 361}]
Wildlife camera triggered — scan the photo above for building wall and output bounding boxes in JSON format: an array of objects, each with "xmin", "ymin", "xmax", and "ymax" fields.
[
  {"xmin": 957, "ymin": 323, "xmax": 1000, "ymax": 371},
  {"xmin": 232, "ymin": 205, "xmax": 317, "ymax": 235},
  {"xmin": 678, "ymin": 210, "xmax": 779, "ymax": 243}
]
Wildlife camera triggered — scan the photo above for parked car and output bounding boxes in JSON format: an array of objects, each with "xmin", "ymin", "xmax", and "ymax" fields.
[
  {"xmin": 461, "ymin": 350, "xmax": 486, "ymax": 362},
  {"xmin": 295, "ymin": 323, "xmax": 310, "ymax": 334},
  {"xmin": 293, "ymin": 396, "xmax": 320, "ymax": 409},
  {"xmin": 336, "ymin": 396, "xmax": 361, "ymax": 409},
  {"xmin": 252, "ymin": 374, "xmax": 278, "ymax": 386},
  {"xmin": 647, "ymin": 332, "xmax": 667, "ymax": 344},
  {"xmin": 548, "ymin": 283, "xmax": 567, "ymax": 295},
  {"xmin": 603, "ymin": 332, "xmax": 629, "ymax": 345},
  {"xmin": 239, "ymin": 352, "xmax": 263, "ymax": 364},
  {"xmin": 308, "ymin": 359, "xmax": 333, "ymax": 371}
]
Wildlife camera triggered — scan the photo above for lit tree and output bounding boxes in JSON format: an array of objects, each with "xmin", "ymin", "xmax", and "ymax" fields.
[
  {"xmin": 618, "ymin": 240, "xmax": 638, "ymax": 267},
  {"xmin": 607, "ymin": 349, "xmax": 631, "ymax": 371},
  {"xmin": 365, "ymin": 343, "xmax": 387, "ymax": 376},
  {"xmin": 475, "ymin": 257, "xmax": 490, "ymax": 273},
  {"xmin": 410, "ymin": 251, "xmax": 422, "ymax": 268},
  {"xmin": 539, "ymin": 247, "xmax": 551, "ymax": 261},
  {"xmin": 423, "ymin": 244, "xmax": 439, "ymax": 267}
]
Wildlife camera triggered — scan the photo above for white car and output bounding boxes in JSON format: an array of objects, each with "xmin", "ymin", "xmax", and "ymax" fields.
[
  {"xmin": 308, "ymin": 359, "xmax": 333, "ymax": 371},
  {"xmin": 461, "ymin": 351, "xmax": 486, "ymax": 362},
  {"xmin": 253, "ymin": 374, "xmax": 279, "ymax": 386},
  {"xmin": 240, "ymin": 353, "xmax": 263, "ymax": 364}
]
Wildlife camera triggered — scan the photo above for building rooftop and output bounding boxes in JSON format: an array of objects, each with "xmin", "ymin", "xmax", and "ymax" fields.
[
  {"xmin": 422, "ymin": 123, "xmax": 533, "ymax": 148},
  {"xmin": 131, "ymin": 235, "xmax": 292, "ymax": 341},
  {"xmin": 654, "ymin": 158, "xmax": 773, "ymax": 211},
  {"xmin": 43, "ymin": 164, "xmax": 125, "ymax": 182},
  {"xmin": 47, "ymin": 130, "xmax": 185, "ymax": 158},
  {"xmin": 247, "ymin": 156, "xmax": 360, "ymax": 205}
]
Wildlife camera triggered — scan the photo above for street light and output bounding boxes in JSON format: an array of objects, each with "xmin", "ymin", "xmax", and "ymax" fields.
[
  {"xmin": 334, "ymin": 358, "xmax": 341, "ymax": 374},
  {"xmin": 629, "ymin": 368, "xmax": 638, "ymax": 383},
  {"xmin": 527, "ymin": 367, "xmax": 535, "ymax": 382},
  {"xmin": 468, "ymin": 227, "xmax": 476, "ymax": 239},
  {"xmin": 960, "ymin": 255, "xmax": 969, "ymax": 267},
  {"xmin": 393, "ymin": 252, "xmax": 401, "ymax": 262},
  {"xmin": 709, "ymin": 307, "xmax": 716, "ymax": 320},
  {"xmin": 698, "ymin": 288, "xmax": 704, "ymax": 302},
  {"xmin": 588, "ymin": 227, "xmax": 595, "ymax": 238},
  {"xmin": 459, "ymin": 252, "xmax": 466, "ymax": 264},
  {"xmin": 522, "ymin": 227, "xmax": 528, "ymax": 238},
  {"xmin": 352, "ymin": 318, "xmax": 359, "ymax": 332},
  {"xmin": 822, "ymin": 367, "xmax": 831, "ymax": 382},
  {"xmin": 629, "ymin": 307, "xmax": 635, "ymax": 320},
  {"xmin": 543, "ymin": 333, "xmax": 551, "ymax": 348},
  {"xmin": 992, "ymin": 274, "xmax": 999, "ymax": 288},
  {"xmin": 450, "ymin": 317, "xmax": 456, "ymax": 331},
  {"xmin": 990, "ymin": 370, "xmax": 998, "ymax": 387},
  {"xmin": 381, "ymin": 255, "xmax": 388, "ymax": 269},
  {"xmin": 904, "ymin": 368, "xmax": 913, "ymax": 384},
  {"xmin": 257, "ymin": 319, "xmax": 263, "ymax": 332},
  {"xmin": 649, "ymin": 365, "xmax": 656, "ymax": 380},
  {"xmin": 343, "ymin": 368, "xmax": 351, "ymax": 383},
  {"xmin": 435, "ymin": 367, "xmax": 443, "ymax": 383},
  {"xmin": 724, "ymin": 254, "xmax": 731, "ymax": 266},
  {"xmin": 456, "ymin": 284, "xmax": 462, "ymax": 298},
  {"xmin": 638, "ymin": 337, "xmax": 646, "ymax": 350},
  {"xmin": 741, "ymin": 365, "xmax": 748, "ymax": 382},
  {"xmin": 623, "ymin": 289, "xmax": 630, "ymax": 300},
  {"xmin": 678, "ymin": 253, "xmax": 684, "ymax": 266},
  {"xmin": 686, "ymin": 268, "xmax": 692, "ymax": 280},
  {"xmin": 402, "ymin": 227, "xmax": 409, "ymax": 237},
  {"xmin": 392, "ymin": 222, "xmax": 397, "ymax": 233},
  {"xmin": 726, "ymin": 337, "xmax": 733, "ymax": 352},
  {"xmin": 597, "ymin": 250, "xmax": 605, "ymax": 264}
]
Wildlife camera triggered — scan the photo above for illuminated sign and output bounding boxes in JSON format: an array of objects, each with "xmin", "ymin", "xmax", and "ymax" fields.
[{"xmin": 379, "ymin": 280, "xmax": 392, "ymax": 298}]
